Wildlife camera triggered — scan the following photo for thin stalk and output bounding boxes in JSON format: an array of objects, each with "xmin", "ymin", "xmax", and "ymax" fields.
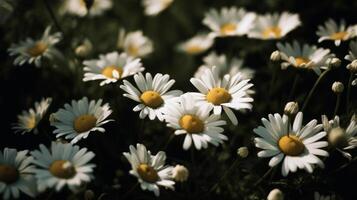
[
  {"xmin": 302, "ymin": 70, "xmax": 330, "ymax": 111},
  {"xmin": 289, "ymin": 73, "xmax": 300, "ymax": 100},
  {"xmin": 334, "ymin": 94, "xmax": 341, "ymax": 116},
  {"xmin": 253, "ymin": 167, "xmax": 275, "ymax": 187}
]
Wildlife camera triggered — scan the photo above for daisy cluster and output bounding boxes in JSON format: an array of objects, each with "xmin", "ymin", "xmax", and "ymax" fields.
[{"xmin": 2, "ymin": 0, "xmax": 357, "ymax": 199}]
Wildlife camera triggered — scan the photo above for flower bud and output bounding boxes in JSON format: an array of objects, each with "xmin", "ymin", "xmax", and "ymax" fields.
[
  {"xmin": 347, "ymin": 59, "xmax": 357, "ymax": 73},
  {"xmin": 328, "ymin": 127, "xmax": 347, "ymax": 148},
  {"xmin": 237, "ymin": 147, "xmax": 249, "ymax": 158},
  {"xmin": 172, "ymin": 165, "xmax": 189, "ymax": 182},
  {"xmin": 284, "ymin": 101, "xmax": 299, "ymax": 116},
  {"xmin": 267, "ymin": 188, "xmax": 284, "ymax": 200},
  {"xmin": 332, "ymin": 81, "xmax": 344, "ymax": 94},
  {"xmin": 327, "ymin": 57, "xmax": 341, "ymax": 68},
  {"xmin": 270, "ymin": 50, "xmax": 281, "ymax": 61},
  {"xmin": 75, "ymin": 39, "xmax": 92, "ymax": 57}
]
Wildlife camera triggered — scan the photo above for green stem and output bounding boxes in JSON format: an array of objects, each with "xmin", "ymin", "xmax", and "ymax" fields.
[
  {"xmin": 302, "ymin": 70, "xmax": 330, "ymax": 111},
  {"xmin": 253, "ymin": 167, "xmax": 275, "ymax": 187},
  {"xmin": 289, "ymin": 73, "xmax": 300, "ymax": 100},
  {"xmin": 346, "ymin": 72, "xmax": 353, "ymax": 113},
  {"xmin": 334, "ymin": 94, "xmax": 341, "ymax": 116}
]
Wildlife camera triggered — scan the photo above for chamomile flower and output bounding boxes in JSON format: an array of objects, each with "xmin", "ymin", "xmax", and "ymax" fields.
[
  {"xmin": 120, "ymin": 72, "xmax": 182, "ymax": 121},
  {"xmin": 123, "ymin": 143, "xmax": 174, "ymax": 196},
  {"xmin": 0, "ymin": 148, "xmax": 36, "ymax": 199},
  {"xmin": 317, "ymin": 19, "xmax": 357, "ymax": 46},
  {"xmin": 12, "ymin": 97, "xmax": 52, "ymax": 134},
  {"xmin": 254, "ymin": 112, "xmax": 329, "ymax": 176},
  {"xmin": 31, "ymin": 142, "xmax": 95, "ymax": 192},
  {"xmin": 248, "ymin": 12, "xmax": 301, "ymax": 40},
  {"xmin": 195, "ymin": 52, "xmax": 254, "ymax": 79},
  {"xmin": 190, "ymin": 67, "xmax": 254, "ymax": 125},
  {"xmin": 83, "ymin": 52, "xmax": 144, "ymax": 86},
  {"xmin": 203, "ymin": 7, "xmax": 256, "ymax": 37},
  {"xmin": 163, "ymin": 94, "xmax": 227, "ymax": 150},
  {"xmin": 142, "ymin": 0, "xmax": 173, "ymax": 16},
  {"xmin": 61, "ymin": 0, "xmax": 112, "ymax": 17},
  {"xmin": 8, "ymin": 26, "xmax": 62, "ymax": 67},
  {"xmin": 322, "ymin": 115, "xmax": 357, "ymax": 160},
  {"xmin": 117, "ymin": 29, "xmax": 153, "ymax": 58},
  {"xmin": 51, "ymin": 97, "xmax": 113, "ymax": 143},
  {"xmin": 177, "ymin": 33, "xmax": 214, "ymax": 55},
  {"xmin": 275, "ymin": 41, "xmax": 335, "ymax": 75}
]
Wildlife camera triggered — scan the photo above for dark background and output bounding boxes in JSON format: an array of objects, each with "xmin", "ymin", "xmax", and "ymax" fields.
[{"xmin": 0, "ymin": 0, "xmax": 356, "ymax": 199}]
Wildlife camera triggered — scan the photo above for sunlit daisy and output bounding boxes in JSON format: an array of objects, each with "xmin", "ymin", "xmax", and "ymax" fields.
[
  {"xmin": 248, "ymin": 12, "xmax": 301, "ymax": 40},
  {"xmin": 31, "ymin": 142, "xmax": 95, "ymax": 192},
  {"xmin": 83, "ymin": 51, "xmax": 144, "ymax": 86},
  {"xmin": 120, "ymin": 72, "xmax": 182, "ymax": 121},
  {"xmin": 275, "ymin": 41, "xmax": 335, "ymax": 75},
  {"xmin": 123, "ymin": 143, "xmax": 174, "ymax": 196},
  {"xmin": 195, "ymin": 52, "xmax": 254, "ymax": 79},
  {"xmin": 60, "ymin": 0, "xmax": 112, "ymax": 17},
  {"xmin": 254, "ymin": 112, "xmax": 329, "ymax": 176},
  {"xmin": 317, "ymin": 19, "xmax": 357, "ymax": 46},
  {"xmin": 0, "ymin": 148, "xmax": 36, "ymax": 199},
  {"xmin": 190, "ymin": 67, "xmax": 254, "ymax": 125},
  {"xmin": 142, "ymin": 0, "xmax": 173, "ymax": 16},
  {"xmin": 177, "ymin": 33, "xmax": 214, "ymax": 55},
  {"xmin": 8, "ymin": 26, "xmax": 62, "ymax": 67},
  {"xmin": 12, "ymin": 97, "xmax": 52, "ymax": 134},
  {"xmin": 117, "ymin": 29, "xmax": 153, "ymax": 58},
  {"xmin": 322, "ymin": 115, "xmax": 357, "ymax": 160},
  {"xmin": 164, "ymin": 94, "xmax": 227, "ymax": 150},
  {"xmin": 203, "ymin": 7, "xmax": 256, "ymax": 37},
  {"xmin": 51, "ymin": 97, "xmax": 113, "ymax": 143}
]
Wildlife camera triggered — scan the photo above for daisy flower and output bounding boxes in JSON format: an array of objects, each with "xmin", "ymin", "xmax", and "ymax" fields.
[
  {"xmin": 12, "ymin": 97, "xmax": 52, "ymax": 134},
  {"xmin": 275, "ymin": 41, "xmax": 335, "ymax": 75},
  {"xmin": 83, "ymin": 52, "xmax": 144, "ymax": 86},
  {"xmin": 142, "ymin": 0, "xmax": 173, "ymax": 16},
  {"xmin": 189, "ymin": 67, "xmax": 254, "ymax": 125},
  {"xmin": 0, "ymin": 148, "xmax": 36, "ymax": 199},
  {"xmin": 120, "ymin": 72, "xmax": 182, "ymax": 121},
  {"xmin": 163, "ymin": 94, "xmax": 227, "ymax": 150},
  {"xmin": 60, "ymin": 0, "xmax": 112, "ymax": 17},
  {"xmin": 123, "ymin": 143, "xmax": 174, "ymax": 196},
  {"xmin": 177, "ymin": 33, "xmax": 214, "ymax": 55},
  {"xmin": 317, "ymin": 19, "xmax": 357, "ymax": 46},
  {"xmin": 322, "ymin": 115, "xmax": 357, "ymax": 160},
  {"xmin": 203, "ymin": 7, "xmax": 256, "ymax": 37},
  {"xmin": 195, "ymin": 52, "xmax": 254, "ymax": 79},
  {"xmin": 248, "ymin": 12, "xmax": 301, "ymax": 40},
  {"xmin": 51, "ymin": 97, "xmax": 113, "ymax": 143},
  {"xmin": 31, "ymin": 142, "xmax": 95, "ymax": 192},
  {"xmin": 254, "ymin": 112, "xmax": 329, "ymax": 176},
  {"xmin": 117, "ymin": 29, "xmax": 153, "ymax": 58},
  {"xmin": 8, "ymin": 26, "xmax": 62, "ymax": 67}
]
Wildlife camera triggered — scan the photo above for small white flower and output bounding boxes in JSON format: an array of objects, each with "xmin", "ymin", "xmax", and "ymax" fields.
[
  {"xmin": 203, "ymin": 7, "xmax": 256, "ymax": 37},
  {"xmin": 164, "ymin": 94, "xmax": 227, "ymax": 150},
  {"xmin": 275, "ymin": 41, "xmax": 335, "ymax": 75},
  {"xmin": 317, "ymin": 19, "xmax": 357, "ymax": 46},
  {"xmin": 31, "ymin": 142, "xmax": 95, "ymax": 192},
  {"xmin": 254, "ymin": 112, "xmax": 329, "ymax": 176},
  {"xmin": 195, "ymin": 52, "xmax": 254, "ymax": 79},
  {"xmin": 0, "ymin": 148, "xmax": 36, "ymax": 199},
  {"xmin": 248, "ymin": 12, "xmax": 301, "ymax": 40},
  {"xmin": 172, "ymin": 165, "xmax": 189, "ymax": 182},
  {"xmin": 51, "ymin": 97, "xmax": 113, "ymax": 143},
  {"xmin": 178, "ymin": 33, "xmax": 214, "ymax": 55},
  {"xmin": 123, "ymin": 144, "xmax": 175, "ymax": 196},
  {"xmin": 142, "ymin": 0, "xmax": 173, "ymax": 16},
  {"xmin": 117, "ymin": 29, "xmax": 154, "ymax": 58},
  {"xmin": 8, "ymin": 26, "xmax": 62, "ymax": 67},
  {"xmin": 60, "ymin": 0, "xmax": 112, "ymax": 17},
  {"xmin": 190, "ymin": 67, "xmax": 254, "ymax": 125},
  {"xmin": 120, "ymin": 72, "xmax": 182, "ymax": 121},
  {"xmin": 12, "ymin": 97, "xmax": 52, "ymax": 134},
  {"xmin": 83, "ymin": 52, "xmax": 144, "ymax": 86}
]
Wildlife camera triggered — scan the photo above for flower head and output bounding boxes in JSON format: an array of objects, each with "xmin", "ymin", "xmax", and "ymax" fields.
[
  {"xmin": 117, "ymin": 29, "xmax": 153, "ymax": 58},
  {"xmin": 317, "ymin": 19, "xmax": 357, "ymax": 46}
]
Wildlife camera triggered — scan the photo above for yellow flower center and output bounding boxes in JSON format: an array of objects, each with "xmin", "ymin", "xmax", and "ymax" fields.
[
  {"xmin": 278, "ymin": 135, "xmax": 305, "ymax": 156},
  {"xmin": 295, "ymin": 57, "xmax": 310, "ymax": 66},
  {"xmin": 220, "ymin": 23, "xmax": 237, "ymax": 35},
  {"xmin": 186, "ymin": 45, "xmax": 204, "ymax": 54},
  {"xmin": 262, "ymin": 26, "xmax": 282, "ymax": 38},
  {"xmin": 140, "ymin": 91, "xmax": 164, "ymax": 108},
  {"xmin": 137, "ymin": 164, "xmax": 159, "ymax": 183},
  {"xmin": 0, "ymin": 164, "xmax": 19, "ymax": 184},
  {"xmin": 26, "ymin": 116, "xmax": 37, "ymax": 129},
  {"xmin": 102, "ymin": 65, "xmax": 123, "ymax": 79},
  {"xmin": 179, "ymin": 114, "xmax": 204, "ymax": 133},
  {"xmin": 206, "ymin": 88, "xmax": 232, "ymax": 105},
  {"xmin": 27, "ymin": 42, "xmax": 48, "ymax": 57},
  {"xmin": 127, "ymin": 44, "xmax": 139, "ymax": 57},
  {"xmin": 49, "ymin": 160, "xmax": 76, "ymax": 179},
  {"xmin": 73, "ymin": 114, "xmax": 97, "ymax": 133},
  {"xmin": 330, "ymin": 31, "xmax": 347, "ymax": 40}
]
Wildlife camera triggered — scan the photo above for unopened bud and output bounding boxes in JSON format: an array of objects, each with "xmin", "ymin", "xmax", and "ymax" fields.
[
  {"xmin": 75, "ymin": 39, "xmax": 92, "ymax": 57},
  {"xmin": 347, "ymin": 60, "xmax": 357, "ymax": 73},
  {"xmin": 270, "ymin": 51, "xmax": 281, "ymax": 61},
  {"xmin": 332, "ymin": 81, "xmax": 344, "ymax": 93},
  {"xmin": 284, "ymin": 101, "xmax": 299, "ymax": 116},
  {"xmin": 327, "ymin": 57, "xmax": 341, "ymax": 68},
  {"xmin": 267, "ymin": 188, "xmax": 284, "ymax": 200},
  {"xmin": 237, "ymin": 147, "xmax": 249, "ymax": 158},
  {"xmin": 172, "ymin": 165, "xmax": 189, "ymax": 182},
  {"xmin": 328, "ymin": 127, "xmax": 347, "ymax": 148}
]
